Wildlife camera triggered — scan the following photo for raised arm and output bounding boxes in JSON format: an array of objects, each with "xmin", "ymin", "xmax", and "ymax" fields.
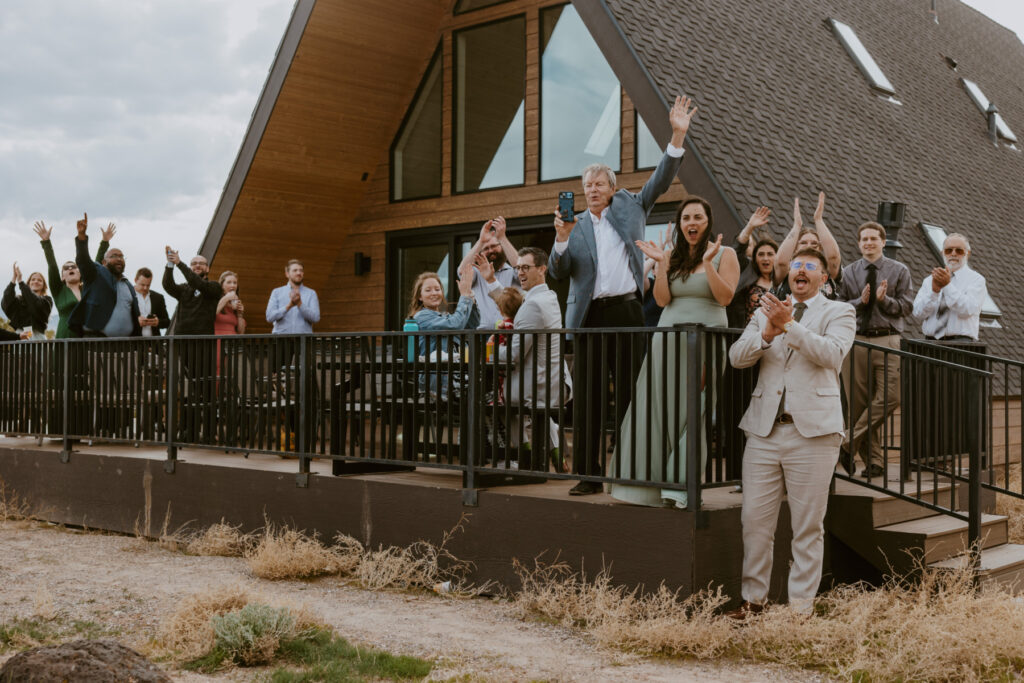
[
  {"xmin": 75, "ymin": 214, "xmax": 98, "ymax": 284},
  {"xmin": 703, "ymin": 238, "xmax": 741, "ymax": 306},
  {"xmin": 492, "ymin": 216, "xmax": 518, "ymax": 268},
  {"xmin": 175, "ymin": 262, "xmax": 222, "ymax": 297},
  {"xmin": 35, "ymin": 222, "xmax": 65, "ymax": 299},
  {"xmin": 638, "ymin": 96, "xmax": 696, "ymax": 211},
  {"xmin": 774, "ymin": 198, "xmax": 802, "ymax": 283},
  {"xmin": 636, "ymin": 237, "xmax": 673, "ymax": 307},
  {"xmin": 162, "ymin": 248, "xmax": 188, "ymax": 300},
  {"xmin": 811, "ymin": 192, "xmax": 841, "ymax": 278}
]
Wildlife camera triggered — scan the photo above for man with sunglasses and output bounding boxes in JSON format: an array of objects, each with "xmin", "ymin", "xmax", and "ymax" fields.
[
  {"xmin": 728, "ymin": 248, "xmax": 855, "ymax": 617},
  {"xmin": 913, "ymin": 233, "xmax": 987, "ymax": 342}
]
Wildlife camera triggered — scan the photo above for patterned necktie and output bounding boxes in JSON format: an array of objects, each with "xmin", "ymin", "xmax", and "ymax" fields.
[{"xmin": 776, "ymin": 302, "xmax": 808, "ymax": 420}]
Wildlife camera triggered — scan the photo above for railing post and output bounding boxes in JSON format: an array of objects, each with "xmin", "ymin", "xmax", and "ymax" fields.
[
  {"xmin": 297, "ymin": 335, "xmax": 311, "ymax": 486},
  {"xmin": 685, "ymin": 323, "xmax": 704, "ymax": 516},
  {"xmin": 463, "ymin": 331, "xmax": 479, "ymax": 506},
  {"xmin": 165, "ymin": 336, "xmax": 177, "ymax": 472},
  {"xmin": 967, "ymin": 370, "xmax": 982, "ymax": 578},
  {"xmin": 60, "ymin": 340, "xmax": 71, "ymax": 462}
]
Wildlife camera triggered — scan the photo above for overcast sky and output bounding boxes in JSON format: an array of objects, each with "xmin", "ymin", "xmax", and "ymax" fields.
[
  {"xmin": 0, "ymin": 0, "xmax": 294, "ymax": 321},
  {"xmin": 0, "ymin": 1, "xmax": 1020, "ymax": 328}
]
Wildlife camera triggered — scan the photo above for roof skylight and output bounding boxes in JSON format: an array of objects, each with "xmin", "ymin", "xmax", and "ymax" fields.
[
  {"xmin": 960, "ymin": 78, "xmax": 1018, "ymax": 143},
  {"xmin": 828, "ymin": 19, "xmax": 896, "ymax": 96}
]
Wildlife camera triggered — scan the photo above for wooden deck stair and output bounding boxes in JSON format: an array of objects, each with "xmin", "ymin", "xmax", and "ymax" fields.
[{"xmin": 827, "ymin": 467, "xmax": 1024, "ymax": 590}]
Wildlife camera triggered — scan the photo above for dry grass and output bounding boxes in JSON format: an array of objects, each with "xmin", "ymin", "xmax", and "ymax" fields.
[
  {"xmin": 245, "ymin": 524, "xmax": 358, "ymax": 580},
  {"xmin": 0, "ymin": 479, "xmax": 31, "ymax": 522},
  {"xmin": 512, "ymin": 557, "xmax": 1024, "ymax": 682},
  {"xmin": 185, "ymin": 520, "xmax": 252, "ymax": 557},
  {"xmin": 155, "ymin": 583, "xmax": 324, "ymax": 665},
  {"xmin": 995, "ymin": 465, "xmax": 1024, "ymax": 544},
  {"xmin": 157, "ymin": 583, "xmax": 254, "ymax": 661}
]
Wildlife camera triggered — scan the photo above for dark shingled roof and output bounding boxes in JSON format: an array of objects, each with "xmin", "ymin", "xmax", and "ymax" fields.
[{"xmin": 594, "ymin": 0, "xmax": 1024, "ymax": 358}]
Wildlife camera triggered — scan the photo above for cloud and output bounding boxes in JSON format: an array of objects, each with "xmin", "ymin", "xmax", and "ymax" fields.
[{"xmin": 0, "ymin": 0, "xmax": 293, "ymax": 323}]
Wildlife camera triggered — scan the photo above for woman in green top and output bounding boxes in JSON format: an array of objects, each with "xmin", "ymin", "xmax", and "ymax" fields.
[{"xmin": 34, "ymin": 219, "xmax": 115, "ymax": 338}]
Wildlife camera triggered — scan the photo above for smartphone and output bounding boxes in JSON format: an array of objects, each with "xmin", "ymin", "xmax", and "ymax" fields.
[{"xmin": 558, "ymin": 191, "xmax": 574, "ymax": 222}]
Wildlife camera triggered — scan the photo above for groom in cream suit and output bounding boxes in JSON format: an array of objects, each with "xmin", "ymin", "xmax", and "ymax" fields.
[{"xmin": 728, "ymin": 247, "xmax": 855, "ymax": 616}]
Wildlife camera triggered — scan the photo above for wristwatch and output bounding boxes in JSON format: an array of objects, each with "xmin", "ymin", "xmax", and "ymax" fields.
[{"xmin": 783, "ymin": 320, "xmax": 795, "ymax": 334}]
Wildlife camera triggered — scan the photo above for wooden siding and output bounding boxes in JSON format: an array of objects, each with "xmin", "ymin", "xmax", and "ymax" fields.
[{"xmin": 209, "ymin": 0, "xmax": 690, "ymax": 333}]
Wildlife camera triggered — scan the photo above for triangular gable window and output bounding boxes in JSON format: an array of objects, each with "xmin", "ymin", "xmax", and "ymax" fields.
[{"xmin": 391, "ymin": 45, "xmax": 443, "ymax": 201}]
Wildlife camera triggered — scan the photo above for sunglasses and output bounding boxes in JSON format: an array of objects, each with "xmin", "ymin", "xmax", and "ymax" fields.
[
  {"xmin": 62, "ymin": 264, "xmax": 77, "ymax": 271},
  {"xmin": 790, "ymin": 260, "xmax": 819, "ymax": 271},
  {"xmin": 944, "ymin": 247, "xmax": 966, "ymax": 255}
]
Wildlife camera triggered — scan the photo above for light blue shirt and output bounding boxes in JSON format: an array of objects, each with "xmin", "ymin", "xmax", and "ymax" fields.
[
  {"xmin": 100, "ymin": 280, "xmax": 135, "ymax": 338},
  {"xmin": 266, "ymin": 283, "xmax": 320, "ymax": 334}
]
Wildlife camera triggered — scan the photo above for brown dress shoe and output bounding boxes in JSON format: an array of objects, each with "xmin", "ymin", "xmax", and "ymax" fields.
[{"xmin": 725, "ymin": 600, "xmax": 767, "ymax": 622}]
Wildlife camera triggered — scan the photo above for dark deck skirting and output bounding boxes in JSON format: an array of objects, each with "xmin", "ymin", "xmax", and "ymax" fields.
[{"xmin": 0, "ymin": 442, "xmax": 835, "ymax": 602}]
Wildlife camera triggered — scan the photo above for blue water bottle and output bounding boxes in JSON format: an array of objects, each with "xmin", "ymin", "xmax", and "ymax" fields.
[{"xmin": 403, "ymin": 318, "xmax": 419, "ymax": 362}]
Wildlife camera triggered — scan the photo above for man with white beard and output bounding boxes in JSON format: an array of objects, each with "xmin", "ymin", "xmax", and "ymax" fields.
[{"xmin": 913, "ymin": 233, "xmax": 988, "ymax": 341}]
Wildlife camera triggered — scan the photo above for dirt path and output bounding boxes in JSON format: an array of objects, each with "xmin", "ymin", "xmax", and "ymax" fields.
[{"xmin": 0, "ymin": 521, "xmax": 828, "ymax": 682}]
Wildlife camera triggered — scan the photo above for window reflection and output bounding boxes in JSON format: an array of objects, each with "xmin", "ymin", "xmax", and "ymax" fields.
[
  {"xmin": 540, "ymin": 4, "xmax": 620, "ymax": 181},
  {"xmin": 454, "ymin": 16, "xmax": 525, "ymax": 192},
  {"xmin": 397, "ymin": 243, "xmax": 451, "ymax": 328},
  {"xmin": 391, "ymin": 47, "xmax": 442, "ymax": 200},
  {"xmin": 636, "ymin": 113, "xmax": 661, "ymax": 170}
]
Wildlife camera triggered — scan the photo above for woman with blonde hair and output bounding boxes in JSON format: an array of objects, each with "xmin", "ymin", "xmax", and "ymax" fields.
[{"xmin": 215, "ymin": 271, "xmax": 246, "ymax": 335}]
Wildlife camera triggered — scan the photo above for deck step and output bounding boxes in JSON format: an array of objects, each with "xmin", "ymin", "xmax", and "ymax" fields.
[
  {"xmin": 930, "ymin": 543, "xmax": 1024, "ymax": 592},
  {"xmin": 875, "ymin": 513, "xmax": 1008, "ymax": 566}
]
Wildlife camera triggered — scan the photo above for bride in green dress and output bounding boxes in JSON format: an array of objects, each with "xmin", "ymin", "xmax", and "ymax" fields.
[{"xmin": 610, "ymin": 196, "xmax": 739, "ymax": 507}]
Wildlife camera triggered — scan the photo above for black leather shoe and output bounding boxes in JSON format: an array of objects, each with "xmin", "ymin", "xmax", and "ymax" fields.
[
  {"xmin": 725, "ymin": 600, "xmax": 767, "ymax": 622},
  {"xmin": 569, "ymin": 481, "xmax": 602, "ymax": 496},
  {"xmin": 839, "ymin": 448, "xmax": 856, "ymax": 476},
  {"xmin": 860, "ymin": 464, "xmax": 885, "ymax": 479}
]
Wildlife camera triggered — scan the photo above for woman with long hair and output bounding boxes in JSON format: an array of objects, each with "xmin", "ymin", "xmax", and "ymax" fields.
[
  {"xmin": 407, "ymin": 263, "xmax": 479, "ymax": 397},
  {"xmin": 610, "ymin": 196, "xmax": 739, "ymax": 507},
  {"xmin": 775, "ymin": 192, "xmax": 842, "ymax": 299},
  {"xmin": 215, "ymin": 271, "xmax": 246, "ymax": 335},
  {"xmin": 2, "ymin": 263, "xmax": 53, "ymax": 340},
  {"xmin": 33, "ymin": 220, "xmax": 113, "ymax": 338},
  {"xmin": 728, "ymin": 235, "xmax": 778, "ymax": 327}
]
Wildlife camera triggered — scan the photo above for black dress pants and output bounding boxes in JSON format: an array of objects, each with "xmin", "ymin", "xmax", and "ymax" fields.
[{"xmin": 572, "ymin": 296, "xmax": 644, "ymax": 478}]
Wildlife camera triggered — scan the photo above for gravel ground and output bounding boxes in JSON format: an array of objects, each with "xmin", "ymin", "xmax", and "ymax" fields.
[{"xmin": 0, "ymin": 520, "xmax": 831, "ymax": 682}]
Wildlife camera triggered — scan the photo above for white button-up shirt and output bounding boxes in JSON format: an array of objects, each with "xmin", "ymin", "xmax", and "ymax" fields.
[
  {"xmin": 136, "ymin": 291, "xmax": 153, "ymax": 337},
  {"xmin": 913, "ymin": 263, "xmax": 987, "ymax": 341}
]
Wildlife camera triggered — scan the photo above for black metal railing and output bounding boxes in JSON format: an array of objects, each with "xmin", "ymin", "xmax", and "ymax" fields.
[{"xmin": 0, "ymin": 327, "xmax": 1017, "ymax": 552}]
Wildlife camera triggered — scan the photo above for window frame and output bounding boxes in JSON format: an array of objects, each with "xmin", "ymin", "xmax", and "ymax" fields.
[
  {"xmin": 451, "ymin": 13, "xmax": 528, "ymax": 196},
  {"xmin": 537, "ymin": 2, "xmax": 622, "ymax": 184},
  {"xmin": 634, "ymin": 109, "xmax": 660, "ymax": 171},
  {"xmin": 452, "ymin": 0, "xmax": 512, "ymax": 16},
  {"xmin": 827, "ymin": 18, "xmax": 897, "ymax": 96},
  {"xmin": 389, "ymin": 42, "xmax": 444, "ymax": 203},
  {"xmin": 960, "ymin": 78, "xmax": 1018, "ymax": 143}
]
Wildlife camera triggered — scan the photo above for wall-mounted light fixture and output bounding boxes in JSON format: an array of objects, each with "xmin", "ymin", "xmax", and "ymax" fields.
[{"xmin": 354, "ymin": 251, "xmax": 371, "ymax": 276}]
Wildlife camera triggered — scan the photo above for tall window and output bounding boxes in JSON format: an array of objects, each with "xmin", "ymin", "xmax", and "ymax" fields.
[
  {"xmin": 635, "ymin": 112, "xmax": 661, "ymax": 170},
  {"xmin": 391, "ymin": 47, "xmax": 443, "ymax": 201},
  {"xmin": 454, "ymin": 17, "xmax": 526, "ymax": 193},
  {"xmin": 540, "ymin": 4, "xmax": 620, "ymax": 180}
]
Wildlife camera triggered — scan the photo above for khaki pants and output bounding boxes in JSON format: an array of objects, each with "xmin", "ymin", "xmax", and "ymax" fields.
[
  {"xmin": 843, "ymin": 334, "xmax": 901, "ymax": 469},
  {"xmin": 741, "ymin": 424, "xmax": 841, "ymax": 612}
]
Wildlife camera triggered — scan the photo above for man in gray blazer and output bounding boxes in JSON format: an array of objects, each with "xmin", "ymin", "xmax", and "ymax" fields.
[
  {"xmin": 550, "ymin": 95, "xmax": 698, "ymax": 495},
  {"xmin": 498, "ymin": 247, "xmax": 569, "ymax": 470},
  {"xmin": 728, "ymin": 248, "xmax": 856, "ymax": 616}
]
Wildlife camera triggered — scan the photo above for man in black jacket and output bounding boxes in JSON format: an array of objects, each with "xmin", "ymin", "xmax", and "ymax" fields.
[
  {"xmin": 163, "ymin": 247, "xmax": 223, "ymax": 442},
  {"xmin": 162, "ymin": 249, "xmax": 221, "ymax": 335},
  {"xmin": 134, "ymin": 268, "xmax": 170, "ymax": 337}
]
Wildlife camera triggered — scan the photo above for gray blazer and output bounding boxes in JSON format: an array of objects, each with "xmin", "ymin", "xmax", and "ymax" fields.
[
  {"xmin": 548, "ymin": 150, "xmax": 684, "ymax": 330},
  {"xmin": 498, "ymin": 284, "xmax": 570, "ymax": 408},
  {"xmin": 729, "ymin": 294, "xmax": 856, "ymax": 439}
]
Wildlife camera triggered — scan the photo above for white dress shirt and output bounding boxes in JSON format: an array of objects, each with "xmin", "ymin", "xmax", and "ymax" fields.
[
  {"xmin": 137, "ymin": 291, "xmax": 153, "ymax": 337},
  {"xmin": 554, "ymin": 143, "xmax": 685, "ymax": 300},
  {"xmin": 913, "ymin": 264, "xmax": 987, "ymax": 341}
]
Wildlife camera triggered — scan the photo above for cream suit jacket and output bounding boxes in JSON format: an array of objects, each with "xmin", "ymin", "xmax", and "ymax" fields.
[{"xmin": 729, "ymin": 293, "xmax": 856, "ymax": 439}]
